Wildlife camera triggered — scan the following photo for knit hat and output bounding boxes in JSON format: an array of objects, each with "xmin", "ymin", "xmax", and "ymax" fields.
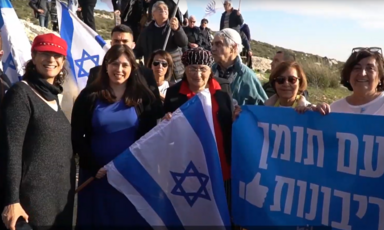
[
  {"xmin": 31, "ymin": 33, "xmax": 68, "ymax": 56},
  {"xmin": 181, "ymin": 48, "xmax": 214, "ymax": 67},
  {"xmin": 221, "ymin": 28, "xmax": 242, "ymax": 49}
]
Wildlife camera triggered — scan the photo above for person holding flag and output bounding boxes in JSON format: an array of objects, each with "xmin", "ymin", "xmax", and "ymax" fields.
[{"xmin": 71, "ymin": 44, "xmax": 163, "ymax": 229}]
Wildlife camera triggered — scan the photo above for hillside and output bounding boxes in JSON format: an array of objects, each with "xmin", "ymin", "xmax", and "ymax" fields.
[{"xmin": 11, "ymin": 0, "xmax": 350, "ymax": 103}]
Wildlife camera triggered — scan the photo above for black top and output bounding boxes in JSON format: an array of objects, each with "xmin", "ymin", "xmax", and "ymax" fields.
[
  {"xmin": 72, "ymin": 69, "xmax": 164, "ymax": 176},
  {"xmin": 163, "ymin": 80, "xmax": 233, "ymax": 165},
  {"xmin": 0, "ymin": 71, "xmax": 10, "ymax": 107},
  {"xmin": 0, "ymin": 82, "xmax": 75, "ymax": 229},
  {"xmin": 134, "ymin": 21, "xmax": 188, "ymax": 65},
  {"xmin": 220, "ymin": 9, "xmax": 244, "ymax": 33}
]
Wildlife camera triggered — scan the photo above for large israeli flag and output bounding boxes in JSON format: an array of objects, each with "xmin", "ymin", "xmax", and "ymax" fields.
[
  {"xmin": 105, "ymin": 89, "xmax": 231, "ymax": 228},
  {"xmin": 56, "ymin": 1, "xmax": 110, "ymax": 91},
  {"xmin": 0, "ymin": 0, "xmax": 31, "ymax": 84}
]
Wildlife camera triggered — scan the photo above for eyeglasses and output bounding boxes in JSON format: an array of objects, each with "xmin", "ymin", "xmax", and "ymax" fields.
[
  {"xmin": 152, "ymin": 61, "xmax": 168, "ymax": 67},
  {"xmin": 274, "ymin": 76, "xmax": 299, "ymax": 84},
  {"xmin": 352, "ymin": 47, "xmax": 382, "ymax": 54}
]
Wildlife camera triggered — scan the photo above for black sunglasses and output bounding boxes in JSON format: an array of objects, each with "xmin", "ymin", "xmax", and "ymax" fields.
[
  {"xmin": 274, "ymin": 76, "xmax": 299, "ymax": 84},
  {"xmin": 152, "ymin": 61, "xmax": 168, "ymax": 67},
  {"xmin": 352, "ymin": 47, "xmax": 382, "ymax": 54}
]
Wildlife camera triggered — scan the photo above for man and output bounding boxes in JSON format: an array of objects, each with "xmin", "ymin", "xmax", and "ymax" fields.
[
  {"xmin": 211, "ymin": 28, "xmax": 267, "ymax": 105},
  {"xmin": 134, "ymin": 1, "xmax": 188, "ymax": 81},
  {"xmin": 182, "ymin": 15, "xmax": 202, "ymax": 51},
  {"xmin": 78, "ymin": 0, "xmax": 97, "ymax": 31},
  {"xmin": 199, "ymin": 18, "xmax": 212, "ymax": 51},
  {"xmin": 146, "ymin": 0, "xmax": 188, "ymax": 27},
  {"xmin": 220, "ymin": 0, "xmax": 243, "ymax": 34},
  {"xmin": 29, "ymin": 0, "xmax": 51, "ymax": 28},
  {"xmin": 263, "ymin": 50, "xmax": 309, "ymax": 98},
  {"xmin": 86, "ymin": 24, "xmax": 157, "ymax": 91}
]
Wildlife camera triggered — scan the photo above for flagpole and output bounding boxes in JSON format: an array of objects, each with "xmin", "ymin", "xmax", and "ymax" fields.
[
  {"xmin": 238, "ymin": 0, "xmax": 241, "ymax": 11},
  {"xmin": 162, "ymin": 0, "xmax": 180, "ymax": 50}
]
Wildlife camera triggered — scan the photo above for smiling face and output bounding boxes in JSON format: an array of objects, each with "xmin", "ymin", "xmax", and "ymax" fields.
[
  {"xmin": 274, "ymin": 67, "xmax": 300, "ymax": 100},
  {"xmin": 107, "ymin": 54, "xmax": 132, "ymax": 86},
  {"xmin": 32, "ymin": 51, "xmax": 65, "ymax": 79},
  {"xmin": 349, "ymin": 56, "xmax": 380, "ymax": 94},
  {"xmin": 186, "ymin": 64, "xmax": 211, "ymax": 90}
]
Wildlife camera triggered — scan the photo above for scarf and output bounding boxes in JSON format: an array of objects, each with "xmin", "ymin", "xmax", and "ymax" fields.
[{"xmin": 26, "ymin": 71, "xmax": 63, "ymax": 102}]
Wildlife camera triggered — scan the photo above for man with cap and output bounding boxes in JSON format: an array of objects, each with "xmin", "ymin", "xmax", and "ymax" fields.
[
  {"xmin": 220, "ymin": 0, "xmax": 243, "ymax": 34},
  {"xmin": 211, "ymin": 28, "xmax": 267, "ymax": 105},
  {"xmin": 199, "ymin": 18, "xmax": 212, "ymax": 51}
]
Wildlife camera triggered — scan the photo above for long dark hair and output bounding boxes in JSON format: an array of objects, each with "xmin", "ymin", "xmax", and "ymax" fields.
[
  {"xmin": 94, "ymin": 45, "xmax": 155, "ymax": 106},
  {"xmin": 22, "ymin": 52, "xmax": 68, "ymax": 86}
]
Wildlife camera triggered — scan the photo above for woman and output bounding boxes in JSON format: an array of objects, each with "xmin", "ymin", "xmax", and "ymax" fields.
[
  {"xmin": 264, "ymin": 61, "xmax": 311, "ymax": 111},
  {"xmin": 316, "ymin": 49, "xmax": 384, "ymax": 115},
  {"xmin": 0, "ymin": 33, "xmax": 75, "ymax": 230},
  {"xmin": 163, "ymin": 47, "xmax": 234, "ymax": 211},
  {"xmin": 72, "ymin": 44, "xmax": 163, "ymax": 229},
  {"xmin": 147, "ymin": 49, "xmax": 174, "ymax": 100}
]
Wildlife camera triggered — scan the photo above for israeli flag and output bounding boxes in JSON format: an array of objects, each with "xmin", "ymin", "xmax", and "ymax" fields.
[
  {"xmin": 56, "ymin": 1, "xmax": 110, "ymax": 91},
  {"xmin": 68, "ymin": 0, "xmax": 78, "ymax": 13},
  {"xmin": 0, "ymin": 0, "xmax": 31, "ymax": 84},
  {"xmin": 105, "ymin": 89, "xmax": 231, "ymax": 228}
]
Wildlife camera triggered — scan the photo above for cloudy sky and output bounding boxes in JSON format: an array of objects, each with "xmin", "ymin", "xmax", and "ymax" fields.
[{"xmin": 96, "ymin": 0, "xmax": 384, "ymax": 61}]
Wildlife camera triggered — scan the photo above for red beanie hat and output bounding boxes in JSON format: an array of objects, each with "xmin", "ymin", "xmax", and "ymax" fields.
[{"xmin": 31, "ymin": 33, "xmax": 68, "ymax": 56}]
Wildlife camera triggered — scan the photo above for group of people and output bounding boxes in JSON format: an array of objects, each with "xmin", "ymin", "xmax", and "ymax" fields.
[{"xmin": 1, "ymin": 0, "xmax": 384, "ymax": 230}]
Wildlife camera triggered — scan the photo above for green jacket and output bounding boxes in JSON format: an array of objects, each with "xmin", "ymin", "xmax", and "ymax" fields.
[{"xmin": 212, "ymin": 57, "xmax": 267, "ymax": 105}]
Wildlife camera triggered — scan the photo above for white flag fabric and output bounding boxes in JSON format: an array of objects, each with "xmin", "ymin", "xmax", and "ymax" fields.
[
  {"xmin": 204, "ymin": 0, "xmax": 222, "ymax": 18},
  {"xmin": 68, "ymin": 0, "xmax": 78, "ymax": 13},
  {"xmin": 105, "ymin": 89, "xmax": 231, "ymax": 228},
  {"xmin": 0, "ymin": 0, "xmax": 31, "ymax": 84},
  {"xmin": 56, "ymin": 1, "xmax": 110, "ymax": 91}
]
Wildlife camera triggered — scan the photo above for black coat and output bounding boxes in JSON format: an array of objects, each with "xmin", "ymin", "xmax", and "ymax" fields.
[
  {"xmin": 0, "ymin": 70, "xmax": 10, "ymax": 108},
  {"xmin": 72, "ymin": 68, "xmax": 164, "ymax": 176},
  {"xmin": 163, "ymin": 80, "xmax": 233, "ymax": 165},
  {"xmin": 220, "ymin": 9, "xmax": 244, "ymax": 33}
]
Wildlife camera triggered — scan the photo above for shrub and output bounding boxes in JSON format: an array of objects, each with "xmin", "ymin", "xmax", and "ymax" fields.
[{"xmin": 299, "ymin": 60, "xmax": 340, "ymax": 89}]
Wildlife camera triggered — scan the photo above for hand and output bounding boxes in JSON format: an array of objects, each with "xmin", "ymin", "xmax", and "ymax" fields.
[
  {"xmin": 237, "ymin": 10, "xmax": 241, "ymax": 16},
  {"xmin": 37, "ymin": 9, "xmax": 44, "ymax": 13},
  {"xmin": 315, "ymin": 103, "xmax": 331, "ymax": 115},
  {"xmin": 170, "ymin": 17, "xmax": 179, "ymax": 31},
  {"xmin": 162, "ymin": 112, "xmax": 172, "ymax": 121},
  {"xmin": 2, "ymin": 203, "xmax": 29, "ymax": 230},
  {"xmin": 189, "ymin": 43, "xmax": 198, "ymax": 48},
  {"xmin": 233, "ymin": 105, "xmax": 242, "ymax": 121},
  {"xmin": 248, "ymin": 51, "xmax": 252, "ymax": 57},
  {"xmin": 114, "ymin": 10, "xmax": 120, "ymax": 15},
  {"xmin": 95, "ymin": 167, "xmax": 107, "ymax": 179},
  {"xmin": 77, "ymin": 7, "xmax": 82, "ymax": 11},
  {"xmin": 295, "ymin": 105, "xmax": 312, "ymax": 114}
]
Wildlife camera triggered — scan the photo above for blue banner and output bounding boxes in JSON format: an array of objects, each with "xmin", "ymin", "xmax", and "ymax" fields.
[{"xmin": 232, "ymin": 106, "xmax": 384, "ymax": 230}]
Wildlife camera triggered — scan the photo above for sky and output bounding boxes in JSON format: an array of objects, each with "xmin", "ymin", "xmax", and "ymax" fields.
[{"xmin": 96, "ymin": 0, "xmax": 384, "ymax": 61}]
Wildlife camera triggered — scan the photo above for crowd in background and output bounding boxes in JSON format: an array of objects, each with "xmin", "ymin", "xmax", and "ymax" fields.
[{"xmin": 0, "ymin": 0, "xmax": 384, "ymax": 230}]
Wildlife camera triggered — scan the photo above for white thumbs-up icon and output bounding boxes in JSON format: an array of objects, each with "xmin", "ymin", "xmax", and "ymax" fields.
[{"xmin": 239, "ymin": 172, "xmax": 269, "ymax": 208}]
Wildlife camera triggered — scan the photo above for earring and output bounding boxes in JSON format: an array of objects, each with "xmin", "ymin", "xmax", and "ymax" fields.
[{"xmin": 59, "ymin": 71, "xmax": 63, "ymax": 76}]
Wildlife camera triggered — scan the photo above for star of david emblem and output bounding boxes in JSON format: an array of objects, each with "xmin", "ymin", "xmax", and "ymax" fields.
[
  {"xmin": 170, "ymin": 161, "xmax": 211, "ymax": 207},
  {"xmin": 2, "ymin": 53, "xmax": 16, "ymax": 73},
  {"xmin": 74, "ymin": 50, "xmax": 99, "ymax": 78}
]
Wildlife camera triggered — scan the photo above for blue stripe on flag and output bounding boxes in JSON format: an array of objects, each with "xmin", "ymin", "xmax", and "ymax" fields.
[
  {"xmin": 113, "ymin": 149, "xmax": 184, "ymax": 228},
  {"xmin": 59, "ymin": 2, "xmax": 77, "ymax": 83},
  {"xmin": 180, "ymin": 95, "xmax": 232, "ymax": 228},
  {"xmin": 95, "ymin": 35, "xmax": 106, "ymax": 48},
  {"xmin": 0, "ymin": 0, "xmax": 13, "ymax": 9}
]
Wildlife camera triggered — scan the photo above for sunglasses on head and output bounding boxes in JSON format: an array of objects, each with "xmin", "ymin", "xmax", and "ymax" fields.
[
  {"xmin": 152, "ymin": 61, "xmax": 168, "ymax": 67},
  {"xmin": 274, "ymin": 76, "xmax": 299, "ymax": 84},
  {"xmin": 352, "ymin": 47, "xmax": 382, "ymax": 54}
]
